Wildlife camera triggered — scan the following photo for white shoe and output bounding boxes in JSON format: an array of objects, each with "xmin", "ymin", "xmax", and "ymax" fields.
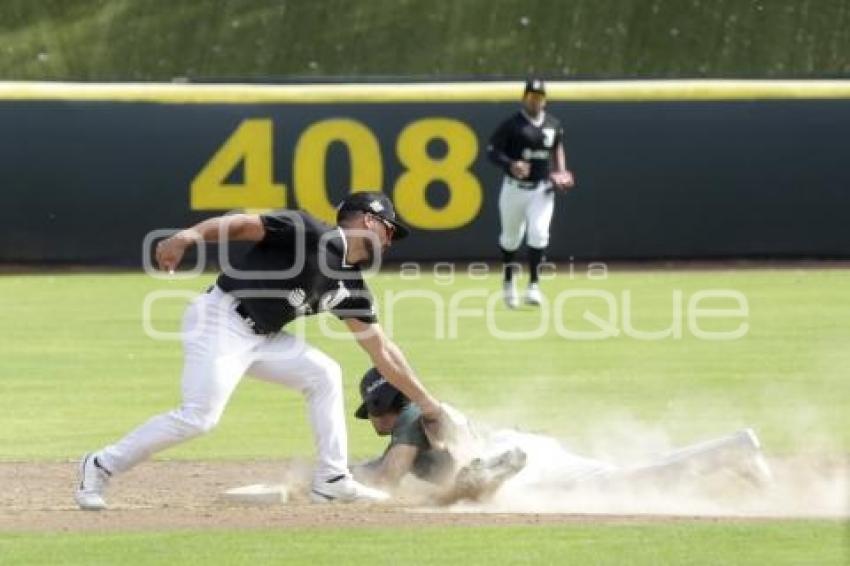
[
  {"xmin": 310, "ymin": 474, "xmax": 390, "ymax": 504},
  {"xmin": 453, "ymin": 447, "xmax": 528, "ymax": 501},
  {"xmin": 525, "ymin": 284, "xmax": 542, "ymax": 306},
  {"xmin": 503, "ymin": 281, "xmax": 519, "ymax": 309},
  {"xmin": 75, "ymin": 452, "xmax": 110, "ymax": 510},
  {"xmin": 737, "ymin": 429, "xmax": 774, "ymax": 486}
]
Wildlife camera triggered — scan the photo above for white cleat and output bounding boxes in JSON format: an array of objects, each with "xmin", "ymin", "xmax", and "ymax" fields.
[
  {"xmin": 524, "ymin": 284, "xmax": 543, "ymax": 306},
  {"xmin": 474, "ymin": 447, "xmax": 528, "ymax": 484},
  {"xmin": 310, "ymin": 474, "xmax": 390, "ymax": 504},
  {"xmin": 737, "ymin": 428, "xmax": 774, "ymax": 486},
  {"xmin": 75, "ymin": 452, "xmax": 111, "ymax": 511},
  {"xmin": 453, "ymin": 447, "xmax": 528, "ymax": 501},
  {"xmin": 745, "ymin": 452, "xmax": 774, "ymax": 486},
  {"xmin": 738, "ymin": 428, "xmax": 762, "ymax": 452},
  {"xmin": 503, "ymin": 281, "xmax": 519, "ymax": 309}
]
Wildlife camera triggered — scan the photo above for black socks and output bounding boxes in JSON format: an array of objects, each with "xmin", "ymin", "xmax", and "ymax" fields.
[
  {"xmin": 501, "ymin": 247, "xmax": 517, "ymax": 283},
  {"xmin": 528, "ymin": 246, "xmax": 546, "ymax": 285}
]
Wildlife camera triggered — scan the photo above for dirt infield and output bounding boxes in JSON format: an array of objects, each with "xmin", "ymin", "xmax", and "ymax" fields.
[
  {"xmin": 2, "ymin": 459, "xmax": 846, "ymax": 533},
  {"xmin": 0, "ymin": 460, "xmax": 671, "ymax": 532}
]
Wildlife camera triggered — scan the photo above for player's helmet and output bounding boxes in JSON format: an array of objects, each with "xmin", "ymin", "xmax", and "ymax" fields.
[
  {"xmin": 336, "ymin": 191, "xmax": 410, "ymax": 240},
  {"xmin": 354, "ymin": 367, "xmax": 407, "ymax": 419}
]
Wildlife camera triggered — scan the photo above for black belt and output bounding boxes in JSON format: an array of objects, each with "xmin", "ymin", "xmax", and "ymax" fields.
[
  {"xmin": 236, "ymin": 302, "xmax": 280, "ymax": 335},
  {"xmin": 206, "ymin": 285, "xmax": 272, "ymax": 335},
  {"xmin": 506, "ymin": 177, "xmax": 539, "ymax": 190},
  {"xmin": 234, "ymin": 302, "xmax": 253, "ymax": 326}
]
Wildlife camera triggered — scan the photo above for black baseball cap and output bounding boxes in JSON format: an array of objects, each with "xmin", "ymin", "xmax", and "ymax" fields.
[
  {"xmin": 354, "ymin": 367, "xmax": 403, "ymax": 419},
  {"xmin": 337, "ymin": 191, "xmax": 410, "ymax": 240},
  {"xmin": 524, "ymin": 78, "xmax": 546, "ymax": 96}
]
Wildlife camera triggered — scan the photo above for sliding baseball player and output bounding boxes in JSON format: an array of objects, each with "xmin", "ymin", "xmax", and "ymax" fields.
[{"xmin": 350, "ymin": 367, "xmax": 772, "ymax": 505}]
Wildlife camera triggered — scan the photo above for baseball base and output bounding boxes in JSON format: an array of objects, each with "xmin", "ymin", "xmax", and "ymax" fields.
[{"xmin": 220, "ymin": 484, "xmax": 289, "ymax": 505}]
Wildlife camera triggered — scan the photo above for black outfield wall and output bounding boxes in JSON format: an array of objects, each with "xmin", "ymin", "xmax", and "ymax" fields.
[{"xmin": 1, "ymin": 82, "xmax": 848, "ymax": 264}]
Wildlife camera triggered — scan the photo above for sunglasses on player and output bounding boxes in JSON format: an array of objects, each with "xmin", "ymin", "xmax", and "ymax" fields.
[{"xmin": 368, "ymin": 213, "xmax": 396, "ymax": 240}]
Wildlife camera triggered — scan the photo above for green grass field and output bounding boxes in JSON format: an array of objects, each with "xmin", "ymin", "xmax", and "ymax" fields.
[
  {"xmin": 1, "ymin": 268, "xmax": 847, "ymax": 564},
  {"xmin": 1, "ymin": 522, "xmax": 845, "ymax": 566}
]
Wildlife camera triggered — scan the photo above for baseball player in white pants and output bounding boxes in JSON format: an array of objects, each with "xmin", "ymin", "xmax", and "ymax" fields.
[
  {"xmin": 96, "ymin": 287, "xmax": 350, "ymax": 483},
  {"xmin": 75, "ymin": 192, "xmax": 449, "ymax": 509},
  {"xmin": 349, "ymin": 367, "xmax": 771, "ymax": 505},
  {"xmin": 487, "ymin": 79, "xmax": 575, "ymax": 307}
]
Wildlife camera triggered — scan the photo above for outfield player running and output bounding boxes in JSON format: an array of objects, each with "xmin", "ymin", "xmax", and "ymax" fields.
[
  {"xmin": 487, "ymin": 78, "xmax": 575, "ymax": 308},
  {"xmin": 350, "ymin": 367, "xmax": 772, "ymax": 505},
  {"xmin": 75, "ymin": 192, "xmax": 448, "ymax": 509}
]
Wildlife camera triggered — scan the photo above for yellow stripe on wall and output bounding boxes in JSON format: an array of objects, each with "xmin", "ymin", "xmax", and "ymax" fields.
[{"xmin": 0, "ymin": 80, "xmax": 849, "ymax": 104}]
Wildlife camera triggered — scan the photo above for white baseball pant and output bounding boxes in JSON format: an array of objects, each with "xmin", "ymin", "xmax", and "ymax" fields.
[
  {"xmin": 498, "ymin": 176, "xmax": 556, "ymax": 252},
  {"xmin": 485, "ymin": 429, "xmax": 616, "ymax": 489},
  {"xmin": 492, "ymin": 429, "xmax": 761, "ymax": 492},
  {"xmin": 98, "ymin": 286, "xmax": 348, "ymax": 483}
]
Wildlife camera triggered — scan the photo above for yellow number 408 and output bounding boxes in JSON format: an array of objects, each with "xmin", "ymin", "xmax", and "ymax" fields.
[{"xmin": 190, "ymin": 117, "xmax": 483, "ymax": 230}]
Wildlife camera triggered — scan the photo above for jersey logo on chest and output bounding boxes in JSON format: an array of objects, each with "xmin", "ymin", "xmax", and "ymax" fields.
[
  {"xmin": 542, "ymin": 127, "xmax": 556, "ymax": 147},
  {"xmin": 287, "ymin": 288, "xmax": 311, "ymax": 315},
  {"xmin": 319, "ymin": 280, "xmax": 350, "ymax": 312}
]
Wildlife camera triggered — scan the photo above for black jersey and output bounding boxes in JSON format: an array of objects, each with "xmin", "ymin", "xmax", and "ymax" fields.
[
  {"xmin": 216, "ymin": 210, "xmax": 377, "ymax": 334},
  {"xmin": 487, "ymin": 111, "xmax": 564, "ymax": 183}
]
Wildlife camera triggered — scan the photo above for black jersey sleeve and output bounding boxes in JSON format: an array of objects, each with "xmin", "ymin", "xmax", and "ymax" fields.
[
  {"xmin": 259, "ymin": 210, "xmax": 301, "ymax": 246},
  {"xmin": 486, "ymin": 119, "xmax": 514, "ymax": 172},
  {"xmin": 330, "ymin": 276, "xmax": 378, "ymax": 324}
]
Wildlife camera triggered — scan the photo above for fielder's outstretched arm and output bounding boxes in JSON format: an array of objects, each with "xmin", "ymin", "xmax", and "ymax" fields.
[
  {"xmin": 345, "ymin": 319, "xmax": 441, "ymax": 419},
  {"xmin": 155, "ymin": 214, "xmax": 265, "ymax": 272}
]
